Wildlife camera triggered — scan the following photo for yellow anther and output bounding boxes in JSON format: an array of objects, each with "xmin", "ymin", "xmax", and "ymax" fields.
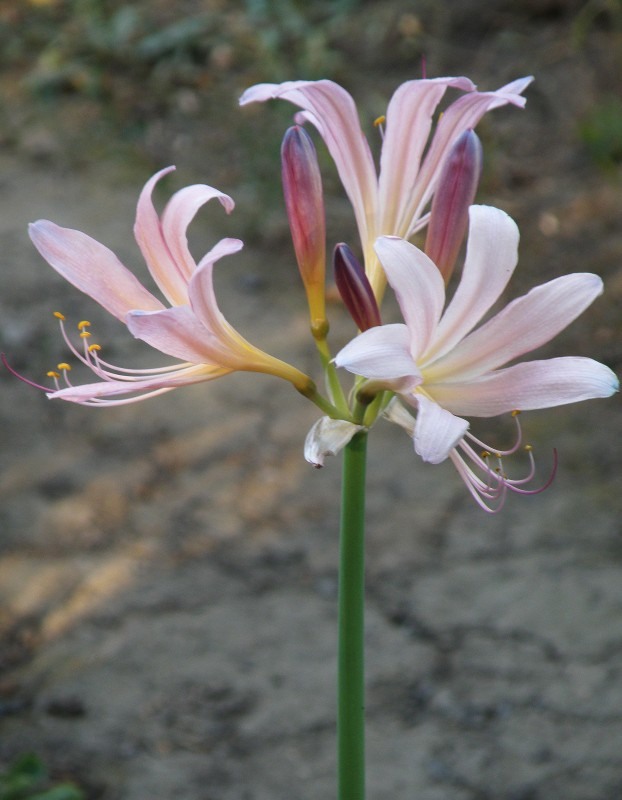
[
  {"xmin": 524, "ymin": 444, "xmax": 533, "ymax": 452},
  {"xmin": 80, "ymin": 330, "xmax": 92, "ymax": 338},
  {"xmin": 47, "ymin": 370, "xmax": 60, "ymax": 378},
  {"xmin": 373, "ymin": 115, "xmax": 386, "ymax": 127},
  {"xmin": 481, "ymin": 450, "xmax": 491, "ymax": 459},
  {"xmin": 511, "ymin": 409, "xmax": 521, "ymax": 417},
  {"xmin": 88, "ymin": 343, "xmax": 102, "ymax": 352},
  {"xmin": 53, "ymin": 311, "xmax": 66, "ymax": 321},
  {"xmin": 57, "ymin": 362, "xmax": 72, "ymax": 371},
  {"xmin": 77, "ymin": 320, "xmax": 91, "ymax": 330}
]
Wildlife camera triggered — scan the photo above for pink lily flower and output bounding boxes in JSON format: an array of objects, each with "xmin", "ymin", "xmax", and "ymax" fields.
[
  {"xmin": 25, "ymin": 167, "xmax": 311, "ymax": 405},
  {"xmin": 334, "ymin": 205, "xmax": 619, "ymax": 510},
  {"xmin": 240, "ymin": 75, "xmax": 532, "ymax": 299}
]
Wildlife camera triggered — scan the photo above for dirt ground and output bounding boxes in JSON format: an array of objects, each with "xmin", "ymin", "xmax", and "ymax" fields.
[{"xmin": 1, "ymin": 3, "xmax": 622, "ymax": 799}]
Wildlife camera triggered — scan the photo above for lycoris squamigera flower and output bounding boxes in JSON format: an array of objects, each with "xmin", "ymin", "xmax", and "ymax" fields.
[
  {"xmin": 240, "ymin": 74, "xmax": 532, "ymax": 300},
  {"xmin": 16, "ymin": 167, "xmax": 313, "ymax": 406},
  {"xmin": 334, "ymin": 205, "xmax": 619, "ymax": 511}
]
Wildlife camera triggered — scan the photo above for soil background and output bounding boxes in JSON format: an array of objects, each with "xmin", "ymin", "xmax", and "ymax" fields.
[{"xmin": 1, "ymin": 2, "xmax": 622, "ymax": 799}]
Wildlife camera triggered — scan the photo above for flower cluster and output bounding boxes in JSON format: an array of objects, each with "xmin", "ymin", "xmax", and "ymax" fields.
[{"xmin": 5, "ymin": 75, "xmax": 618, "ymax": 510}]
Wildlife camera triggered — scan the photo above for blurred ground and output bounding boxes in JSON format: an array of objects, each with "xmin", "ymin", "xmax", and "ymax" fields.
[{"xmin": 1, "ymin": 2, "xmax": 622, "ymax": 799}]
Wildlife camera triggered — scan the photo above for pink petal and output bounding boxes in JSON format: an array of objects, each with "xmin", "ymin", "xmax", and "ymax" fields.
[
  {"xmin": 161, "ymin": 183, "xmax": 235, "ymax": 284},
  {"xmin": 48, "ymin": 365, "xmax": 229, "ymax": 403},
  {"xmin": 134, "ymin": 168, "xmax": 235, "ymax": 307},
  {"xmin": 29, "ymin": 220, "xmax": 164, "ymax": 322},
  {"xmin": 429, "ymin": 273, "xmax": 605, "ymax": 381},
  {"xmin": 406, "ymin": 77, "xmax": 533, "ymax": 234},
  {"xmin": 240, "ymin": 80, "xmax": 378, "ymax": 259},
  {"xmin": 374, "ymin": 236, "xmax": 445, "ymax": 357},
  {"xmin": 413, "ymin": 394, "xmax": 469, "ymax": 464},
  {"xmin": 334, "ymin": 323, "xmax": 422, "ymax": 384},
  {"xmin": 378, "ymin": 77, "xmax": 475, "ymax": 234},
  {"xmin": 127, "ymin": 306, "xmax": 232, "ymax": 365},
  {"xmin": 188, "ymin": 250, "xmax": 252, "ymax": 355},
  {"xmin": 133, "ymin": 166, "xmax": 188, "ymax": 306},
  {"xmin": 426, "ymin": 205, "xmax": 519, "ymax": 362},
  {"xmin": 426, "ymin": 357, "xmax": 619, "ymax": 417}
]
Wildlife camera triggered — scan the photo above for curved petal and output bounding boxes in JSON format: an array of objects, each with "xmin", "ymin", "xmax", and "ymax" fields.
[
  {"xmin": 425, "ymin": 205, "xmax": 519, "ymax": 362},
  {"xmin": 375, "ymin": 236, "xmax": 445, "ymax": 357},
  {"xmin": 188, "ymin": 254, "xmax": 259, "ymax": 360},
  {"xmin": 334, "ymin": 323, "xmax": 420, "ymax": 381},
  {"xmin": 413, "ymin": 394, "xmax": 469, "ymax": 464},
  {"xmin": 427, "ymin": 272, "xmax": 604, "ymax": 381},
  {"xmin": 161, "ymin": 183, "xmax": 235, "ymax": 283},
  {"xmin": 406, "ymin": 77, "xmax": 533, "ymax": 234},
  {"xmin": 379, "ymin": 77, "xmax": 475, "ymax": 234},
  {"xmin": 133, "ymin": 166, "xmax": 188, "ymax": 306},
  {"xmin": 425, "ymin": 357, "xmax": 619, "ymax": 417},
  {"xmin": 127, "ymin": 306, "xmax": 232, "ymax": 365},
  {"xmin": 29, "ymin": 220, "xmax": 164, "ymax": 321},
  {"xmin": 240, "ymin": 80, "xmax": 378, "ymax": 256},
  {"xmin": 48, "ymin": 364, "xmax": 229, "ymax": 403}
]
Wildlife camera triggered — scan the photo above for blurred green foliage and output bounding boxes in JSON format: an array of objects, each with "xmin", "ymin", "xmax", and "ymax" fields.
[
  {"xmin": 0, "ymin": 0, "xmax": 363, "ymax": 104},
  {"xmin": 579, "ymin": 97, "xmax": 622, "ymax": 169},
  {"xmin": 0, "ymin": 754, "xmax": 84, "ymax": 800}
]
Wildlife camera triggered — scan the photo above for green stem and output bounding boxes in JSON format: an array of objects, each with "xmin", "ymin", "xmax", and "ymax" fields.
[{"xmin": 338, "ymin": 430, "xmax": 368, "ymax": 800}]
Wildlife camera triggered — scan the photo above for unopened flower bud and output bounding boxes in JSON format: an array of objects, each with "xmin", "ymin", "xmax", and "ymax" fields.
[
  {"xmin": 281, "ymin": 125, "xmax": 326, "ymax": 330},
  {"xmin": 425, "ymin": 129, "xmax": 483, "ymax": 283},
  {"xmin": 333, "ymin": 243, "xmax": 381, "ymax": 331}
]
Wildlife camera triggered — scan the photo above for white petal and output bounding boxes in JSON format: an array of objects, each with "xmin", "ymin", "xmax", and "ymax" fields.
[
  {"xmin": 426, "ymin": 205, "xmax": 519, "ymax": 362},
  {"xmin": 383, "ymin": 397, "xmax": 415, "ymax": 435},
  {"xmin": 304, "ymin": 417, "xmax": 365, "ymax": 467},
  {"xmin": 374, "ymin": 236, "xmax": 445, "ymax": 357},
  {"xmin": 334, "ymin": 323, "xmax": 421, "ymax": 382},
  {"xmin": 427, "ymin": 272, "xmax": 605, "ymax": 382},
  {"xmin": 413, "ymin": 394, "xmax": 469, "ymax": 464},
  {"xmin": 426, "ymin": 357, "xmax": 619, "ymax": 417}
]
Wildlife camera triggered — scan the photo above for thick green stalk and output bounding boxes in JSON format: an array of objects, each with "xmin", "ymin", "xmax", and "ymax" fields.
[{"xmin": 338, "ymin": 430, "xmax": 368, "ymax": 800}]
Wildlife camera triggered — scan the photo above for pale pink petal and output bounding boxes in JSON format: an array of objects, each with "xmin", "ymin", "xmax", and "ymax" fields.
[
  {"xmin": 428, "ymin": 273, "xmax": 604, "ymax": 381},
  {"xmin": 196, "ymin": 237, "xmax": 244, "ymax": 271},
  {"xmin": 133, "ymin": 166, "xmax": 189, "ymax": 306},
  {"xmin": 48, "ymin": 364, "xmax": 229, "ymax": 403},
  {"xmin": 334, "ymin": 323, "xmax": 421, "ymax": 382},
  {"xmin": 406, "ymin": 77, "xmax": 533, "ymax": 234},
  {"xmin": 161, "ymin": 184, "xmax": 235, "ymax": 283},
  {"xmin": 29, "ymin": 220, "xmax": 164, "ymax": 322},
  {"xmin": 425, "ymin": 357, "xmax": 619, "ymax": 417},
  {"xmin": 426, "ymin": 205, "xmax": 519, "ymax": 362},
  {"xmin": 240, "ymin": 80, "xmax": 377, "ymax": 255},
  {"xmin": 413, "ymin": 394, "xmax": 469, "ymax": 464},
  {"xmin": 127, "ymin": 306, "xmax": 232, "ymax": 365},
  {"xmin": 187, "ymin": 252, "xmax": 248, "ymax": 349},
  {"xmin": 379, "ymin": 77, "xmax": 475, "ymax": 234},
  {"xmin": 374, "ymin": 236, "xmax": 445, "ymax": 357}
]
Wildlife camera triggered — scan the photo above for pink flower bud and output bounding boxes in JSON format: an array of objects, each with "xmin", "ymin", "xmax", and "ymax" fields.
[
  {"xmin": 425, "ymin": 129, "xmax": 483, "ymax": 283},
  {"xmin": 281, "ymin": 125, "xmax": 326, "ymax": 328},
  {"xmin": 333, "ymin": 243, "xmax": 381, "ymax": 331}
]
